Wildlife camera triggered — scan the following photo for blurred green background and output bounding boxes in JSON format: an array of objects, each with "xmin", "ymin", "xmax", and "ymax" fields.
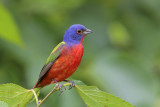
[{"xmin": 1, "ymin": 0, "xmax": 160, "ymax": 107}]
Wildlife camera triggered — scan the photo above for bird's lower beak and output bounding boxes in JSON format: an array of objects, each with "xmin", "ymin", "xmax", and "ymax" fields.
[{"xmin": 83, "ymin": 29, "xmax": 93, "ymax": 35}]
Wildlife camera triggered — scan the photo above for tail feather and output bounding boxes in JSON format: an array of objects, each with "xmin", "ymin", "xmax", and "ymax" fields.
[
  {"xmin": 33, "ymin": 81, "xmax": 38, "ymax": 88},
  {"xmin": 33, "ymin": 80, "xmax": 56, "ymax": 88}
]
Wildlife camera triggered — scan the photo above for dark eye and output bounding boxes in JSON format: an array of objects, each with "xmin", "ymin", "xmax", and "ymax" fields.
[{"xmin": 77, "ymin": 29, "xmax": 82, "ymax": 34}]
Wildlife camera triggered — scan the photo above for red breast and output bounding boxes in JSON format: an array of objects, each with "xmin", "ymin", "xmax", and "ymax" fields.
[{"xmin": 36, "ymin": 43, "xmax": 83, "ymax": 87}]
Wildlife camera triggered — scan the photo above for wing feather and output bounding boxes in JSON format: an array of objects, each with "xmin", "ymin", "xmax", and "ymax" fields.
[{"xmin": 34, "ymin": 41, "xmax": 66, "ymax": 87}]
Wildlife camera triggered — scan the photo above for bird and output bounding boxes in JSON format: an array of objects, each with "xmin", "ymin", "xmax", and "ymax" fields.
[{"xmin": 33, "ymin": 24, "xmax": 92, "ymax": 93}]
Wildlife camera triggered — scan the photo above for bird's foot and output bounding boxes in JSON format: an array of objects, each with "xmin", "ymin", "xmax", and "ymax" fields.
[
  {"xmin": 64, "ymin": 80, "xmax": 75, "ymax": 90},
  {"xmin": 52, "ymin": 79, "xmax": 66, "ymax": 96},
  {"xmin": 68, "ymin": 81, "xmax": 75, "ymax": 90},
  {"xmin": 57, "ymin": 83, "xmax": 66, "ymax": 95}
]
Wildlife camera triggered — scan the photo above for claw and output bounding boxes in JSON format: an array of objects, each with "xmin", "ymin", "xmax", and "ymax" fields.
[
  {"xmin": 64, "ymin": 80, "xmax": 75, "ymax": 90},
  {"xmin": 52, "ymin": 79, "xmax": 66, "ymax": 96},
  {"xmin": 69, "ymin": 81, "xmax": 75, "ymax": 90},
  {"xmin": 57, "ymin": 83, "xmax": 66, "ymax": 96}
]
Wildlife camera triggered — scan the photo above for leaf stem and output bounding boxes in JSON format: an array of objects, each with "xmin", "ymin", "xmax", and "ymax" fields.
[{"xmin": 30, "ymin": 89, "xmax": 39, "ymax": 105}]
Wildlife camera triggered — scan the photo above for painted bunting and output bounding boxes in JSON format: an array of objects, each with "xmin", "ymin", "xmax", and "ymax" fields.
[{"xmin": 33, "ymin": 24, "xmax": 92, "ymax": 92}]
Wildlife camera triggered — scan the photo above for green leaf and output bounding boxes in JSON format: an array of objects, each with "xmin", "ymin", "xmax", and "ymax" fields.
[
  {"xmin": 0, "ymin": 2, "xmax": 24, "ymax": 46},
  {"xmin": 0, "ymin": 83, "xmax": 38, "ymax": 106},
  {"xmin": 75, "ymin": 85, "xmax": 135, "ymax": 107}
]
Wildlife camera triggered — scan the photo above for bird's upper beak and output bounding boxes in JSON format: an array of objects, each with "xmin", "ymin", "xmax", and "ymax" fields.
[{"xmin": 83, "ymin": 29, "xmax": 93, "ymax": 35}]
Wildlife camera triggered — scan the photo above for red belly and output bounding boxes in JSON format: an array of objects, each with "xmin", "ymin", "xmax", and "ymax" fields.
[{"xmin": 36, "ymin": 44, "xmax": 83, "ymax": 87}]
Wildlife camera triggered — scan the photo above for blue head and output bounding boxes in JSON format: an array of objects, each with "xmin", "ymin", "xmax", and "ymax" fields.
[{"xmin": 63, "ymin": 24, "xmax": 92, "ymax": 45}]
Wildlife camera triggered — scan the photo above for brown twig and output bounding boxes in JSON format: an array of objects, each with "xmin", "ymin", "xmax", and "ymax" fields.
[{"xmin": 37, "ymin": 83, "xmax": 71, "ymax": 107}]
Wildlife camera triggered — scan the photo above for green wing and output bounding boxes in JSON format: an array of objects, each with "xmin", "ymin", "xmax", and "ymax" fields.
[
  {"xmin": 35, "ymin": 41, "xmax": 66, "ymax": 87},
  {"xmin": 46, "ymin": 41, "xmax": 66, "ymax": 65}
]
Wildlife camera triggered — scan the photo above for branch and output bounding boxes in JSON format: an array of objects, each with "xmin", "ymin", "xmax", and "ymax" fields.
[{"xmin": 37, "ymin": 83, "xmax": 71, "ymax": 107}]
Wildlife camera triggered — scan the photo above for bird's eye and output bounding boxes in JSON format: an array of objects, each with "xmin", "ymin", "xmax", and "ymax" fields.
[{"xmin": 77, "ymin": 29, "xmax": 82, "ymax": 34}]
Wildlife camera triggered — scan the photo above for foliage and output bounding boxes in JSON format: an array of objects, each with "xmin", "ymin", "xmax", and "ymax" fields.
[
  {"xmin": 0, "ymin": 2, "xmax": 23, "ymax": 46},
  {"xmin": 0, "ymin": 83, "xmax": 39, "ymax": 106},
  {"xmin": 0, "ymin": 83, "xmax": 134, "ymax": 107},
  {"xmin": 75, "ymin": 85, "xmax": 134, "ymax": 107}
]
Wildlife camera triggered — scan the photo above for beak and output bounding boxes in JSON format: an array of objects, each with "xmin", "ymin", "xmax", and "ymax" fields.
[{"xmin": 83, "ymin": 29, "xmax": 93, "ymax": 35}]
